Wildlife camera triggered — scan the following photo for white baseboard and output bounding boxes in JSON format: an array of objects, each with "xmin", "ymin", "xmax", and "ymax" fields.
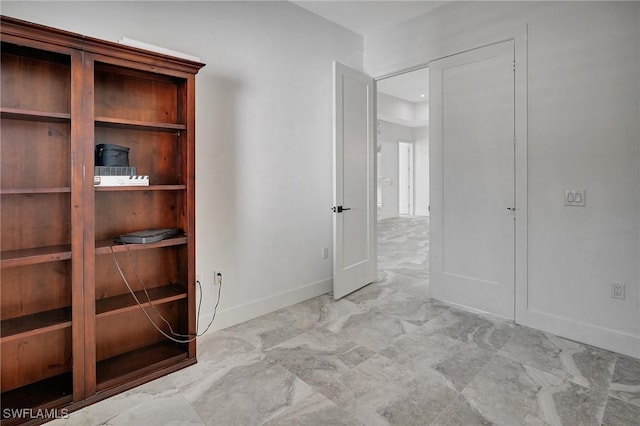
[
  {"xmin": 200, "ymin": 277, "xmax": 333, "ymax": 333},
  {"xmin": 434, "ymin": 298, "xmax": 640, "ymax": 359},
  {"xmin": 517, "ymin": 309, "xmax": 640, "ymax": 359}
]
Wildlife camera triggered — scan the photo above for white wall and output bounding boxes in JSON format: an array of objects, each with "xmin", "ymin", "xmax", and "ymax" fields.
[
  {"xmin": 366, "ymin": 1, "xmax": 640, "ymax": 358},
  {"xmin": 414, "ymin": 101, "xmax": 429, "ymax": 123},
  {"xmin": 377, "ymin": 95, "xmax": 429, "ymax": 218},
  {"xmin": 377, "ymin": 92, "xmax": 415, "ymax": 123},
  {"xmin": 2, "ymin": 1, "xmax": 363, "ymax": 331},
  {"xmin": 377, "ymin": 121, "xmax": 412, "ymax": 219},
  {"xmin": 412, "ymin": 127, "xmax": 429, "ymax": 216},
  {"xmin": 378, "ymin": 140, "xmax": 399, "ymax": 219}
]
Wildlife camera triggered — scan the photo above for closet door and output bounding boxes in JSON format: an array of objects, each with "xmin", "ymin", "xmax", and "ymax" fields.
[{"xmin": 430, "ymin": 40, "xmax": 516, "ymax": 319}]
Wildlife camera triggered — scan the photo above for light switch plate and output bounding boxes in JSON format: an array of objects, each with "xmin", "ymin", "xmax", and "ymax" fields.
[{"xmin": 565, "ymin": 189, "xmax": 586, "ymax": 207}]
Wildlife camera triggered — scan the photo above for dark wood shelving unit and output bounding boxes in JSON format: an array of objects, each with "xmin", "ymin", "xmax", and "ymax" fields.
[
  {"xmin": 1, "ymin": 16, "xmax": 204, "ymax": 424},
  {"xmin": 1, "ymin": 245, "xmax": 73, "ymax": 268},
  {"xmin": 95, "ymin": 116, "xmax": 186, "ymax": 132},
  {"xmin": 0, "ymin": 106, "xmax": 71, "ymax": 122},
  {"xmin": 95, "ymin": 284, "xmax": 187, "ymax": 318},
  {"xmin": 96, "ymin": 342, "xmax": 190, "ymax": 391},
  {"xmin": 94, "ymin": 185, "xmax": 186, "ymax": 192},
  {"xmin": 95, "ymin": 236, "xmax": 188, "ymax": 254},
  {"xmin": 1, "ymin": 187, "xmax": 72, "ymax": 194},
  {"xmin": 1, "ymin": 308, "xmax": 72, "ymax": 342}
]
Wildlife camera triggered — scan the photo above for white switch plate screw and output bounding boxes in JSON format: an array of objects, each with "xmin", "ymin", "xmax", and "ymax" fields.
[{"xmin": 611, "ymin": 282, "xmax": 625, "ymax": 300}]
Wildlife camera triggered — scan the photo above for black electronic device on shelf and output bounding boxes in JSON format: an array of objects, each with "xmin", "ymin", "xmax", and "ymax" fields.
[{"xmin": 119, "ymin": 228, "xmax": 181, "ymax": 244}]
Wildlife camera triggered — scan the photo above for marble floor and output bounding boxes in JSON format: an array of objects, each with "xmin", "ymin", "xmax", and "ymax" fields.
[{"xmin": 53, "ymin": 216, "xmax": 639, "ymax": 425}]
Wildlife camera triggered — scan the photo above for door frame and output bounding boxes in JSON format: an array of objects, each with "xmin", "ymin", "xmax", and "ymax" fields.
[
  {"xmin": 373, "ymin": 23, "xmax": 528, "ymax": 324},
  {"xmin": 398, "ymin": 141, "xmax": 414, "ymax": 216}
]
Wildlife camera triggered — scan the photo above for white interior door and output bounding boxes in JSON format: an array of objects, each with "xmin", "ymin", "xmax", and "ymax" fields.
[
  {"xmin": 430, "ymin": 41, "xmax": 515, "ymax": 319},
  {"xmin": 398, "ymin": 142, "xmax": 414, "ymax": 215},
  {"xmin": 333, "ymin": 62, "xmax": 376, "ymax": 299}
]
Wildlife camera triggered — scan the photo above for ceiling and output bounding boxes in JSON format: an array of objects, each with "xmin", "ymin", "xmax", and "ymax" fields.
[
  {"xmin": 291, "ymin": 1, "xmax": 447, "ymax": 37},
  {"xmin": 377, "ymin": 67, "xmax": 429, "ymax": 103},
  {"xmin": 292, "ymin": 1, "xmax": 438, "ymax": 103}
]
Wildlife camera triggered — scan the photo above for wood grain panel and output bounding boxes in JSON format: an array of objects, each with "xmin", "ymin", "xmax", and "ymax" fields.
[
  {"xmin": 1, "ymin": 193, "xmax": 71, "ymax": 250},
  {"xmin": 94, "ymin": 246, "xmax": 183, "ymax": 299},
  {"xmin": 1, "ymin": 120, "xmax": 70, "ymax": 189},
  {"xmin": 95, "ymin": 302, "xmax": 180, "ymax": 361},
  {"xmin": 1, "ymin": 47, "xmax": 70, "ymax": 113},
  {"xmin": 94, "ymin": 66, "xmax": 178, "ymax": 124},
  {"xmin": 1, "ymin": 261, "xmax": 71, "ymax": 320},
  {"xmin": 1, "ymin": 328, "xmax": 72, "ymax": 391}
]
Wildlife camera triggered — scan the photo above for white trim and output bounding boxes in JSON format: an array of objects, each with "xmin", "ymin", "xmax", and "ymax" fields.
[
  {"xmin": 518, "ymin": 309, "xmax": 640, "ymax": 359},
  {"xmin": 203, "ymin": 277, "xmax": 333, "ymax": 333}
]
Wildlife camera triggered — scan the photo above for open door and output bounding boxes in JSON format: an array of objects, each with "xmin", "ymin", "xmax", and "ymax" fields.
[{"xmin": 333, "ymin": 62, "xmax": 376, "ymax": 299}]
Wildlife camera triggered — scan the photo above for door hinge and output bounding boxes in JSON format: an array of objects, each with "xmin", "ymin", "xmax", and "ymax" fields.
[{"xmin": 513, "ymin": 60, "xmax": 516, "ymax": 71}]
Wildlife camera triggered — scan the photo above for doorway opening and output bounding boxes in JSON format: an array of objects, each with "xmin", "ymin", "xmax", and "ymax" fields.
[
  {"xmin": 398, "ymin": 141, "xmax": 414, "ymax": 215},
  {"xmin": 376, "ymin": 67, "xmax": 430, "ymax": 282}
]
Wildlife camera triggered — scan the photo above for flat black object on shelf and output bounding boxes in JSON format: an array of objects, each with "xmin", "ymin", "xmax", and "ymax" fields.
[{"xmin": 119, "ymin": 228, "xmax": 181, "ymax": 244}]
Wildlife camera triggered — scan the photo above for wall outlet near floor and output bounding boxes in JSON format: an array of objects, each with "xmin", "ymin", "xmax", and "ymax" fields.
[
  {"xmin": 322, "ymin": 247, "xmax": 329, "ymax": 259},
  {"xmin": 213, "ymin": 270, "xmax": 223, "ymax": 286},
  {"xmin": 611, "ymin": 282, "xmax": 625, "ymax": 300}
]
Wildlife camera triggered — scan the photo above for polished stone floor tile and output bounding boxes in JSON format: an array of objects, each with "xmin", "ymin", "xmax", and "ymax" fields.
[
  {"xmin": 609, "ymin": 355, "xmax": 640, "ymax": 407},
  {"xmin": 381, "ymin": 332, "xmax": 495, "ymax": 392},
  {"xmin": 498, "ymin": 325, "xmax": 617, "ymax": 392},
  {"xmin": 180, "ymin": 358, "xmax": 315, "ymax": 426},
  {"xmin": 419, "ymin": 307, "xmax": 514, "ymax": 352},
  {"xmin": 326, "ymin": 309, "xmax": 418, "ymax": 352},
  {"xmin": 264, "ymin": 328, "xmax": 376, "ymax": 400},
  {"xmin": 602, "ymin": 396, "xmax": 640, "ymax": 426},
  {"xmin": 431, "ymin": 394, "xmax": 493, "ymax": 426},
  {"xmin": 462, "ymin": 354, "xmax": 608, "ymax": 426},
  {"xmin": 332, "ymin": 354, "xmax": 459, "ymax": 426},
  {"xmin": 263, "ymin": 392, "xmax": 364, "ymax": 426},
  {"xmin": 49, "ymin": 376, "xmax": 204, "ymax": 426},
  {"xmin": 52, "ymin": 216, "xmax": 640, "ymax": 425}
]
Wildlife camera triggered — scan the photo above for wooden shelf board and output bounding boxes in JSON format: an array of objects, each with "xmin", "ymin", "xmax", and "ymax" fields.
[
  {"xmin": 1, "ymin": 245, "xmax": 72, "ymax": 269},
  {"xmin": 0, "ymin": 372, "xmax": 72, "ymax": 412},
  {"xmin": 94, "ymin": 237, "xmax": 187, "ymax": 255},
  {"xmin": 95, "ymin": 184, "xmax": 186, "ymax": 192},
  {"xmin": 1, "ymin": 187, "xmax": 71, "ymax": 195},
  {"xmin": 95, "ymin": 116, "xmax": 185, "ymax": 132},
  {"xmin": 1, "ymin": 307, "xmax": 72, "ymax": 342},
  {"xmin": 96, "ymin": 342, "xmax": 188, "ymax": 391},
  {"xmin": 1, "ymin": 107, "xmax": 71, "ymax": 122},
  {"xmin": 96, "ymin": 284, "xmax": 187, "ymax": 318}
]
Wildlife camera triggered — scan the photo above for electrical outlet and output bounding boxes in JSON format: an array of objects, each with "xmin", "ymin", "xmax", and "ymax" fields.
[
  {"xmin": 322, "ymin": 247, "xmax": 329, "ymax": 259},
  {"xmin": 196, "ymin": 274, "xmax": 202, "ymax": 284},
  {"xmin": 214, "ymin": 270, "xmax": 223, "ymax": 286},
  {"xmin": 611, "ymin": 282, "xmax": 625, "ymax": 300}
]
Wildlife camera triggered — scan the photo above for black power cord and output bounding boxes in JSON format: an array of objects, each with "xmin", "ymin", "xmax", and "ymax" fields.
[{"xmin": 110, "ymin": 244, "xmax": 221, "ymax": 343}]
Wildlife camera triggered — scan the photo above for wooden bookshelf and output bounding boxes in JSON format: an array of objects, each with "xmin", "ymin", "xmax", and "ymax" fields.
[{"xmin": 1, "ymin": 16, "xmax": 204, "ymax": 424}]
